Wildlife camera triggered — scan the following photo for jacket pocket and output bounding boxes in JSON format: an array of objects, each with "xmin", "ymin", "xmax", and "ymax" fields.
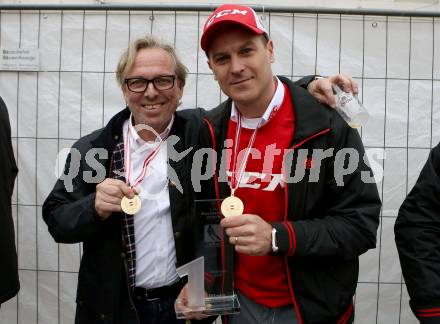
[{"xmin": 294, "ymin": 260, "xmax": 356, "ymax": 322}]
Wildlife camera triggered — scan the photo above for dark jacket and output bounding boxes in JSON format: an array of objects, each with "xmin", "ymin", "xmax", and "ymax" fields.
[
  {"xmin": 42, "ymin": 107, "xmax": 204, "ymax": 323},
  {"xmin": 395, "ymin": 143, "xmax": 440, "ymax": 324},
  {"xmin": 0, "ymin": 97, "xmax": 19, "ymax": 304},
  {"xmin": 198, "ymin": 77, "xmax": 381, "ymax": 324}
]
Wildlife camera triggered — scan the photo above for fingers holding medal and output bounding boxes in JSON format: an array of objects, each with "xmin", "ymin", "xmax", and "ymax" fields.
[{"xmin": 95, "ymin": 179, "xmax": 135, "ymax": 220}]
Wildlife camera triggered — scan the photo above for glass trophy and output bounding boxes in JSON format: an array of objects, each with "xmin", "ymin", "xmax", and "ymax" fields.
[{"xmin": 174, "ymin": 199, "xmax": 240, "ymax": 318}]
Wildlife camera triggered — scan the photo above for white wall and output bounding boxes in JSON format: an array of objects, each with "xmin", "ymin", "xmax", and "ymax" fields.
[{"xmin": 0, "ymin": 7, "xmax": 439, "ymax": 324}]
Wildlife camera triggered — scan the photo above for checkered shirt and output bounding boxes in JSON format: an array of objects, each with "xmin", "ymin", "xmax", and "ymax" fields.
[{"xmin": 109, "ymin": 139, "xmax": 137, "ymax": 290}]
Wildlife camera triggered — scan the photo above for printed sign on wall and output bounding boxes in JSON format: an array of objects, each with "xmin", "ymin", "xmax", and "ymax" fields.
[{"xmin": 0, "ymin": 48, "xmax": 39, "ymax": 71}]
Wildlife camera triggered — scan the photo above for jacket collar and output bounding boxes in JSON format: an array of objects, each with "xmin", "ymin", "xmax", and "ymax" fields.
[
  {"xmin": 205, "ymin": 76, "xmax": 332, "ymax": 148},
  {"xmin": 279, "ymin": 76, "xmax": 331, "ymax": 147},
  {"xmin": 89, "ymin": 106, "xmax": 187, "ymax": 194},
  {"xmin": 90, "ymin": 107, "xmax": 131, "ymax": 149},
  {"xmin": 89, "ymin": 107, "xmax": 186, "ymax": 149}
]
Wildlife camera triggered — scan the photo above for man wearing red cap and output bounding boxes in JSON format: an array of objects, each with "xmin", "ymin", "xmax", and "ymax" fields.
[
  {"xmin": 195, "ymin": 4, "xmax": 381, "ymax": 324},
  {"xmin": 42, "ymin": 31, "xmax": 357, "ymax": 324}
]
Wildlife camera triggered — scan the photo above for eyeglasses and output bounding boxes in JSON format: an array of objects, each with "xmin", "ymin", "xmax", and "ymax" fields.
[{"xmin": 125, "ymin": 75, "xmax": 177, "ymax": 92}]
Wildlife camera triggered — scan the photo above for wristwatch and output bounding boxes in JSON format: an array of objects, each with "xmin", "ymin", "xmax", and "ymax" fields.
[{"xmin": 271, "ymin": 227, "xmax": 279, "ymax": 253}]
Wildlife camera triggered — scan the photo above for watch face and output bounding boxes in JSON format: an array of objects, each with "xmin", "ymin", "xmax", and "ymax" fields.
[{"xmin": 271, "ymin": 228, "xmax": 279, "ymax": 252}]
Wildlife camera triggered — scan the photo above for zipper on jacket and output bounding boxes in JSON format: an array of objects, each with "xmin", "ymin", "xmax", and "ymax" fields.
[
  {"xmin": 205, "ymin": 118, "xmax": 332, "ymax": 324},
  {"xmin": 203, "ymin": 118, "xmax": 221, "ymax": 205},
  {"xmin": 281, "ymin": 127, "xmax": 331, "ymax": 324},
  {"xmin": 281, "ymin": 164, "xmax": 304, "ymax": 324},
  {"xmin": 121, "ymin": 230, "xmax": 141, "ymax": 324},
  {"xmin": 123, "ymin": 257, "xmax": 141, "ymax": 323},
  {"xmin": 337, "ymin": 303, "xmax": 353, "ymax": 324}
]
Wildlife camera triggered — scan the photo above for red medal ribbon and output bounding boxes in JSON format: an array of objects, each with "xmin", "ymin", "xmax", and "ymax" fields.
[
  {"xmin": 230, "ymin": 113, "xmax": 262, "ymax": 194},
  {"xmin": 230, "ymin": 78, "xmax": 281, "ymax": 193},
  {"xmin": 124, "ymin": 124, "xmax": 166, "ymax": 189}
]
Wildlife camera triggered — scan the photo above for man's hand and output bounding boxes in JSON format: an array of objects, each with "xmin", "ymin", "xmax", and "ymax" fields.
[
  {"xmin": 95, "ymin": 178, "xmax": 134, "ymax": 220},
  {"xmin": 175, "ymin": 284, "xmax": 209, "ymax": 320},
  {"xmin": 308, "ymin": 74, "xmax": 359, "ymax": 108},
  {"xmin": 221, "ymin": 214, "xmax": 272, "ymax": 256}
]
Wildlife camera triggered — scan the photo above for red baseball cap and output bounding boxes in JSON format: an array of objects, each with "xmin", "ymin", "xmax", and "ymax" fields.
[{"xmin": 201, "ymin": 4, "xmax": 268, "ymax": 52}]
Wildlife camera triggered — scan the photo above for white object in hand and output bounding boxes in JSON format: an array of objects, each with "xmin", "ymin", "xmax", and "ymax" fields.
[{"xmin": 332, "ymin": 84, "xmax": 369, "ymax": 128}]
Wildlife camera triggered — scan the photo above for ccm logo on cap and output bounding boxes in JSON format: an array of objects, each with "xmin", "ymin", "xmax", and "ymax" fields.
[{"xmin": 206, "ymin": 9, "xmax": 248, "ymax": 27}]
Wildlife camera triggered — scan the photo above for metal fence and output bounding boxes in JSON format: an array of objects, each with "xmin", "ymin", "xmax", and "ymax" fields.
[{"xmin": 0, "ymin": 4, "xmax": 439, "ymax": 324}]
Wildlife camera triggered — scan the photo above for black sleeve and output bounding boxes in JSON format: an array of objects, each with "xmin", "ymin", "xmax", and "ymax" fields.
[
  {"xmin": 42, "ymin": 140, "xmax": 107, "ymax": 244},
  {"xmin": 0, "ymin": 96, "xmax": 20, "ymax": 304},
  {"xmin": 273, "ymin": 113, "xmax": 380, "ymax": 260},
  {"xmin": 395, "ymin": 143, "xmax": 440, "ymax": 323},
  {"xmin": 293, "ymin": 75, "xmax": 318, "ymax": 89}
]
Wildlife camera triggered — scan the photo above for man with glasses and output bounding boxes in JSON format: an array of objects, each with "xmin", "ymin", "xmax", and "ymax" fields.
[{"xmin": 43, "ymin": 35, "xmax": 360, "ymax": 324}]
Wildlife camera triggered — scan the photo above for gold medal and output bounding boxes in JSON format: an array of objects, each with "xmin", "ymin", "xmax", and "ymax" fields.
[
  {"xmin": 121, "ymin": 195, "xmax": 142, "ymax": 215},
  {"xmin": 221, "ymin": 195, "xmax": 244, "ymax": 217}
]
